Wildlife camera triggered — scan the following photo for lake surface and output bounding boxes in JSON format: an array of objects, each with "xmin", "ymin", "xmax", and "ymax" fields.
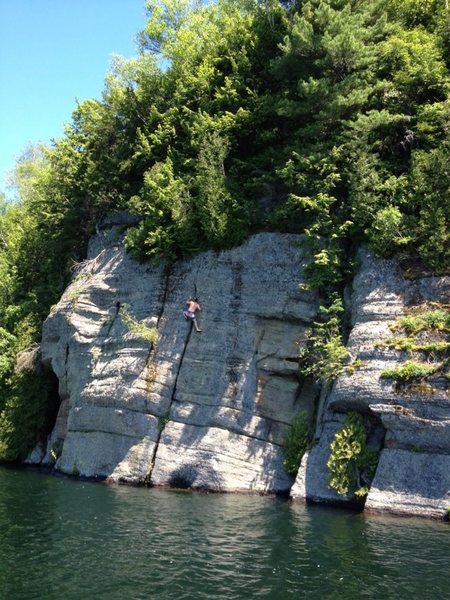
[{"xmin": 0, "ymin": 466, "xmax": 448, "ymax": 600}]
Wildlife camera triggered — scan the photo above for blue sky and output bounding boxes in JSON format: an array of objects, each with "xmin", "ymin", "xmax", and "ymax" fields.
[{"xmin": 0, "ymin": 0, "xmax": 147, "ymax": 194}]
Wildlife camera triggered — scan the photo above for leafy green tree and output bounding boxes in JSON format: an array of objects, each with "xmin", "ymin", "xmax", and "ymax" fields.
[
  {"xmin": 368, "ymin": 205, "xmax": 411, "ymax": 256},
  {"xmin": 0, "ymin": 328, "xmax": 16, "ymax": 381},
  {"xmin": 385, "ymin": 0, "xmax": 445, "ymax": 29},
  {"xmin": 409, "ymin": 142, "xmax": 450, "ymax": 271},
  {"xmin": 125, "ymin": 158, "xmax": 194, "ymax": 261},
  {"xmin": 283, "ymin": 411, "xmax": 311, "ymax": 476},
  {"xmin": 299, "ymin": 296, "xmax": 349, "ymax": 384}
]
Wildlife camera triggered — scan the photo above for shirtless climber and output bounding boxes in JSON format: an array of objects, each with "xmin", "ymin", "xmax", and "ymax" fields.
[{"xmin": 183, "ymin": 297, "xmax": 202, "ymax": 332}]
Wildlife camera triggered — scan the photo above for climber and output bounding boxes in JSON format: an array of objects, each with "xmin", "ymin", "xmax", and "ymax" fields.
[{"xmin": 183, "ymin": 297, "xmax": 202, "ymax": 332}]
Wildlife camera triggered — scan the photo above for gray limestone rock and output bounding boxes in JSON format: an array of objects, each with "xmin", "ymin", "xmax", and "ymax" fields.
[
  {"xmin": 292, "ymin": 248, "xmax": 450, "ymax": 519},
  {"xmin": 365, "ymin": 449, "xmax": 450, "ymax": 519},
  {"xmin": 35, "ymin": 224, "xmax": 449, "ymax": 518},
  {"xmin": 37, "ymin": 226, "xmax": 318, "ymax": 493},
  {"xmin": 290, "ymin": 416, "xmax": 347, "ymax": 504},
  {"xmin": 151, "ymin": 421, "xmax": 293, "ymax": 493}
]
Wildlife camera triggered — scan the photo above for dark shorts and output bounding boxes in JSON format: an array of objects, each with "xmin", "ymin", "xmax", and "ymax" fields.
[{"xmin": 183, "ymin": 310, "xmax": 196, "ymax": 321}]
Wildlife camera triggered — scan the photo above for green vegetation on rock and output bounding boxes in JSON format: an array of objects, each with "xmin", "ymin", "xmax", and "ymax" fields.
[
  {"xmin": 327, "ymin": 412, "xmax": 379, "ymax": 498},
  {"xmin": 391, "ymin": 310, "xmax": 450, "ymax": 335},
  {"xmin": 120, "ymin": 304, "xmax": 159, "ymax": 344},
  {"xmin": 381, "ymin": 360, "xmax": 441, "ymax": 382},
  {"xmin": 378, "ymin": 308, "xmax": 450, "ymax": 385},
  {"xmin": 299, "ymin": 296, "xmax": 349, "ymax": 384},
  {"xmin": 283, "ymin": 410, "xmax": 311, "ymax": 476}
]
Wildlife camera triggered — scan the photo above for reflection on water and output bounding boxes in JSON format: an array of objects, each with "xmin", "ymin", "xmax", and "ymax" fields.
[{"xmin": 0, "ymin": 467, "xmax": 448, "ymax": 600}]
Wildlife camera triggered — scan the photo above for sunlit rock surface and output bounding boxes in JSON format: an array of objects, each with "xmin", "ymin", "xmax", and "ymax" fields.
[
  {"xmin": 292, "ymin": 249, "xmax": 450, "ymax": 518},
  {"xmin": 38, "ymin": 217, "xmax": 318, "ymax": 493},
  {"xmin": 34, "ymin": 215, "xmax": 450, "ymax": 517}
]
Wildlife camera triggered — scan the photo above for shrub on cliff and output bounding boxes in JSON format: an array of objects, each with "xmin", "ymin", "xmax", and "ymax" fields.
[
  {"xmin": 327, "ymin": 412, "xmax": 378, "ymax": 498},
  {"xmin": 283, "ymin": 411, "xmax": 311, "ymax": 476},
  {"xmin": 299, "ymin": 296, "xmax": 349, "ymax": 384}
]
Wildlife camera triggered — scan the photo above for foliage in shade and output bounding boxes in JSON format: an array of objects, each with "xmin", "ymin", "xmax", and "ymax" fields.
[
  {"xmin": 0, "ymin": 370, "xmax": 56, "ymax": 461},
  {"xmin": 283, "ymin": 410, "xmax": 311, "ymax": 476}
]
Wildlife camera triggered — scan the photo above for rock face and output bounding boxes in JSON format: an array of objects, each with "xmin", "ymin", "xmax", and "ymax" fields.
[
  {"xmin": 34, "ymin": 218, "xmax": 450, "ymax": 518},
  {"xmin": 291, "ymin": 249, "xmax": 450, "ymax": 519},
  {"xmin": 38, "ymin": 220, "xmax": 319, "ymax": 494}
]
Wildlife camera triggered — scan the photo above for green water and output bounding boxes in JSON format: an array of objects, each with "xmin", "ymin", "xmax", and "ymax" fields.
[{"xmin": 0, "ymin": 467, "xmax": 448, "ymax": 600}]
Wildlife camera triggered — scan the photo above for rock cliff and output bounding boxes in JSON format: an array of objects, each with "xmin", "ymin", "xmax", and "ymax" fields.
[
  {"xmin": 291, "ymin": 249, "xmax": 450, "ymax": 519},
  {"xmin": 35, "ymin": 217, "xmax": 319, "ymax": 494},
  {"xmin": 30, "ymin": 217, "xmax": 450, "ymax": 519}
]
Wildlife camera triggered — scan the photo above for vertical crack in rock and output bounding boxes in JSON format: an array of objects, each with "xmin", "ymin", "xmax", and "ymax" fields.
[
  {"xmin": 62, "ymin": 342, "xmax": 70, "ymax": 399},
  {"xmin": 313, "ymin": 383, "xmax": 330, "ymax": 440},
  {"xmin": 225, "ymin": 259, "xmax": 243, "ymax": 399},
  {"xmin": 64, "ymin": 342, "xmax": 70, "ymax": 369},
  {"xmin": 145, "ymin": 265, "xmax": 173, "ymax": 366},
  {"xmin": 147, "ymin": 265, "xmax": 195, "ymax": 473}
]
